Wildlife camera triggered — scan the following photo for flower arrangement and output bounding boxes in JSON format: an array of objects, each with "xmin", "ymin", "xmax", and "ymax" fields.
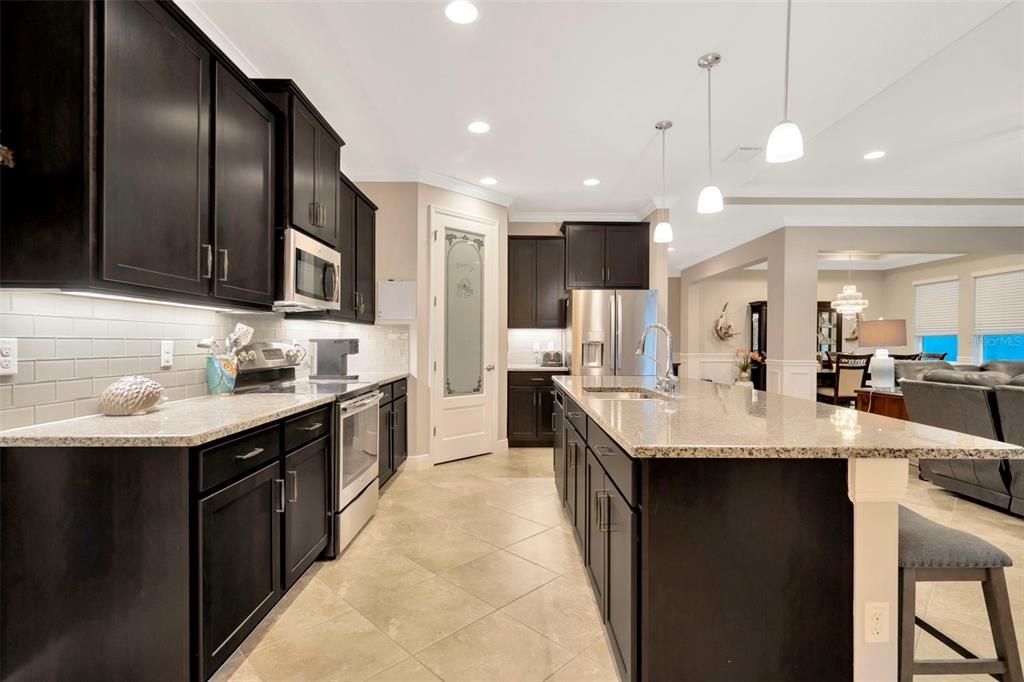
[{"xmin": 735, "ymin": 348, "xmax": 753, "ymax": 382}]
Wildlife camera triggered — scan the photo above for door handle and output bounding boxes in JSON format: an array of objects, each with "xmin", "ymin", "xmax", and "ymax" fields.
[
  {"xmin": 202, "ymin": 244, "xmax": 213, "ymax": 279},
  {"xmin": 235, "ymin": 447, "xmax": 264, "ymax": 460},
  {"xmin": 598, "ymin": 492, "xmax": 611, "ymax": 532},
  {"xmin": 275, "ymin": 479, "xmax": 285, "ymax": 513},
  {"xmin": 219, "ymin": 249, "xmax": 229, "ymax": 282},
  {"xmin": 287, "ymin": 470, "xmax": 298, "ymax": 503}
]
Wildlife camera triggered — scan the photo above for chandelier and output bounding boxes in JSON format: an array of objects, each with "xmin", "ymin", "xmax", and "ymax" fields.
[{"xmin": 831, "ymin": 255, "xmax": 869, "ymax": 320}]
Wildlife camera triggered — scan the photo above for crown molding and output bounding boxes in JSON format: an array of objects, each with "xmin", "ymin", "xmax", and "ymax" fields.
[
  {"xmin": 508, "ymin": 211, "xmax": 645, "ymax": 223},
  {"xmin": 345, "ymin": 169, "xmax": 514, "ymax": 207},
  {"xmin": 173, "ymin": 0, "xmax": 263, "ymax": 77}
]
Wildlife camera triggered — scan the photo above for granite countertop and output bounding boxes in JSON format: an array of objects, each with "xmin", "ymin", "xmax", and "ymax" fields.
[
  {"xmin": 554, "ymin": 375, "xmax": 1021, "ymax": 460},
  {"xmin": 508, "ymin": 365, "xmax": 570, "ymax": 372}
]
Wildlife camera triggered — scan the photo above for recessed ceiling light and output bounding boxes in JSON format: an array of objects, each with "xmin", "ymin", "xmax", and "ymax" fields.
[
  {"xmin": 445, "ymin": 1, "xmax": 478, "ymax": 24},
  {"xmin": 583, "ymin": 178, "xmax": 600, "ymax": 186},
  {"xmin": 667, "ymin": 247, "xmax": 675, "ymax": 252},
  {"xmin": 479, "ymin": 177, "xmax": 497, "ymax": 186},
  {"xmin": 467, "ymin": 120, "xmax": 490, "ymax": 134},
  {"xmin": 863, "ymin": 150, "xmax": 886, "ymax": 160}
]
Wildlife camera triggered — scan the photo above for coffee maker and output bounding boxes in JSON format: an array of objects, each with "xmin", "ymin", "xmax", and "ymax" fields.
[{"xmin": 309, "ymin": 338, "xmax": 359, "ymax": 380}]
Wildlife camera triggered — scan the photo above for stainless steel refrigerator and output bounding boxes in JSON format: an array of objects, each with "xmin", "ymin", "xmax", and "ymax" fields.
[{"xmin": 567, "ymin": 290, "xmax": 659, "ymax": 376}]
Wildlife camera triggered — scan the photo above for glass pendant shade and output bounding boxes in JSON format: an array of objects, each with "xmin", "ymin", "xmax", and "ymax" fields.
[
  {"xmin": 653, "ymin": 220, "xmax": 673, "ymax": 244},
  {"xmin": 830, "ymin": 284, "xmax": 869, "ymax": 320},
  {"xmin": 697, "ymin": 185, "xmax": 723, "ymax": 214},
  {"xmin": 766, "ymin": 120, "xmax": 803, "ymax": 163}
]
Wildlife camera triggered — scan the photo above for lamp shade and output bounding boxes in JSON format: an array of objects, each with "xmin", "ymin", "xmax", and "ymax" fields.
[
  {"xmin": 858, "ymin": 319, "xmax": 907, "ymax": 348},
  {"xmin": 697, "ymin": 185, "xmax": 724, "ymax": 214},
  {"xmin": 653, "ymin": 221, "xmax": 673, "ymax": 243},
  {"xmin": 766, "ymin": 120, "xmax": 804, "ymax": 163}
]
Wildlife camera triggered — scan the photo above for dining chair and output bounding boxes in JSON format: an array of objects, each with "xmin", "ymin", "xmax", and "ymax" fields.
[{"xmin": 817, "ymin": 353, "xmax": 871, "ymax": 406}]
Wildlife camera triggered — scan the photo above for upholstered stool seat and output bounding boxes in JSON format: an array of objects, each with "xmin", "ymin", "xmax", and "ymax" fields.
[{"xmin": 898, "ymin": 506, "xmax": 1022, "ymax": 681}]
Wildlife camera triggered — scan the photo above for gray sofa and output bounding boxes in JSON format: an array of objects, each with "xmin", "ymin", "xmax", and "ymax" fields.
[{"xmin": 900, "ymin": 360, "xmax": 1024, "ymax": 515}]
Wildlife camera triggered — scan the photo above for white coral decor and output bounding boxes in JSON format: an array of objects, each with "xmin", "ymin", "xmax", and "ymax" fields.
[{"xmin": 99, "ymin": 375, "xmax": 164, "ymax": 416}]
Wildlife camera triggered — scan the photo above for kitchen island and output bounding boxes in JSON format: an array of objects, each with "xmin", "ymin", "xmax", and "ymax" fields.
[{"xmin": 552, "ymin": 375, "xmax": 1020, "ymax": 682}]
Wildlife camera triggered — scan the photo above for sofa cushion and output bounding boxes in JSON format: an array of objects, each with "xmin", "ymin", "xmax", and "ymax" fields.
[
  {"xmin": 925, "ymin": 369, "xmax": 1012, "ymax": 387},
  {"xmin": 1011, "ymin": 374, "xmax": 1024, "ymax": 387},
  {"xmin": 899, "ymin": 506, "xmax": 1012, "ymax": 568},
  {"xmin": 982, "ymin": 360, "xmax": 1024, "ymax": 378},
  {"xmin": 895, "ymin": 360, "xmax": 953, "ymax": 382}
]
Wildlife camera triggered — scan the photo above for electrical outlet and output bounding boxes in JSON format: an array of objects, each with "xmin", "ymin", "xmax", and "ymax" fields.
[
  {"xmin": 865, "ymin": 602, "xmax": 890, "ymax": 643},
  {"xmin": 160, "ymin": 340, "xmax": 174, "ymax": 369},
  {"xmin": 0, "ymin": 338, "xmax": 17, "ymax": 376}
]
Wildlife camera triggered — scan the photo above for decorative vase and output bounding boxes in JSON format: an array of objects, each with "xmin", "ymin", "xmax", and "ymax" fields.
[
  {"xmin": 206, "ymin": 354, "xmax": 238, "ymax": 395},
  {"xmin": 737, "ymin": 370, "xmax": 751, "ymax": 383},
  {"xmin": 99, "ymin": 375, "xmax": 164, "ymax": 416}
]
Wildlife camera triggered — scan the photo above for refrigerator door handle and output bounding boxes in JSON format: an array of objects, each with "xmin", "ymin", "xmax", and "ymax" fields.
[
  {"xmin": 615, "ymin": 293, "xmax": 623, "ymax": 375},
  {"xmin": 609, "ymin": 293, "xmax": 617, "ymax": 373}
]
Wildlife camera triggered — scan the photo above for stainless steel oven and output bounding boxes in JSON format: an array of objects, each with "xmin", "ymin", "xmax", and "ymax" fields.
[
  {"xmin": 330, "ymin": 389, "xmax": 383, "ymax": 555},
  {"xmin": 275, "ymin": 228, "xmax": 341, "ymax": 311}
]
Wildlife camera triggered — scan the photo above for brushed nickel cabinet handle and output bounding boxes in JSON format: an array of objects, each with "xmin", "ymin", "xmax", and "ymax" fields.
[
  {"xmin": 568, "ymin": 411, "xmax": 582, "ymax": 418},
  {"xmin": 275, "ymin": 479, "xmax": 285, "ymax": 513},
  {"xmin": 299, "ymin": 422, "xmax": 323, "ymax": 431},
  {"xmin": 595, "ymin": 445, "xmax": 615, "ymax": 457},
  {"xmin": 287, "ymin": 470, "xmax": 298, "ymax": 503},
  {"xmin": 219, "ymin": 249, "xmax": 229, "ymax": 282},
  {"xmin": 202, "ymin": 244, "xmax": 213, "ymax": 279},
  {"xmin": 310, "ymin": 202, "xmax": 316, "ymax": 226},
  {"xmin": 530, "ymin": 377, "xmax": 545, "ymax": 382},
  {"xmin": 235, "ymin": 447, "xmax": 264, "ymax": 460}
]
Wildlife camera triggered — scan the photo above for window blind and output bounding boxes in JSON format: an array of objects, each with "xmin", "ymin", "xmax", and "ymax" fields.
[
  {"xmin": 975, "ymin": 269, "xmax": 1024, "ymax": 333},
  {"xmin": 914, "ymin": 279, "xmax": 959, "ymax": 335}
]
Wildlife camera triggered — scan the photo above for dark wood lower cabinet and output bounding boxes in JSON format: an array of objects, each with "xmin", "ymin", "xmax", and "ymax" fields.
[
  {"xmin": 586, "ymin": 451, "xmax": 607, "ymax": 615},
  {"xmin": 283, "ymin": 437, "xmax": 331, "ymax": 589},
  {"xmin": 199, "ymin": 461, "xmax": 282, "ymax": 680},
  {"xmin": 508, "ymin": 386, "xmax": 538, "ymax": 443},
  {"xmin": 605, "ymin": 483, "xmax": 637, "ymax": 680},
  {"xmin": 508, "ymin": 372, "xmax": 567, "ymax": 447},
  {"xmin": 379, "ymin": 399, "xmax": 394, "ymax": 485},
  {"xmin": 553, "ymin": 394, "xmax": 566, "ymax": 502},
  {"xmin": 393, "ymin": 395, "xmax": 408, "ymax": 471},
  {"xmin": 378, "ymin": 379, "xmax": 408, "ymax": 488}
]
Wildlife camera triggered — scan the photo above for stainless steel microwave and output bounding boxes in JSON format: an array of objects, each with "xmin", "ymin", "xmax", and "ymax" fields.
[{"xmin": 274, "ymin": 228, "xmax": 341, "ymax": 312}]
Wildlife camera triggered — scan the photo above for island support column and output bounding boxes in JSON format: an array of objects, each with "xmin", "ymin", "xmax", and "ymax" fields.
[{"xmin": 848, "ymin": 458, "xmax": 909, "ymax": 681}]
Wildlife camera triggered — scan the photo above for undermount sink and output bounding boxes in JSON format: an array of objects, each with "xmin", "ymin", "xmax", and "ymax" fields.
[{"xmin": 584, "ymin": 387, "xmax": 663, "ymax": 400}]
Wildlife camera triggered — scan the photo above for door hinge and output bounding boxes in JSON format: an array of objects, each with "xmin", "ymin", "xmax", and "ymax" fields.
[
  {"xmin": 433, "ymin": 361, "xmax": 437, "ymax": 372},
  {"xmin": 433, "ymin": 230, "xmax": 438, "ymax": 241},
  {"xmin": 433, "ymin": 295, "xmax": 437, "ymax": 307},
  {"xmin": 433, "ymin": 426, "xmax": 437, "ymax": 436}
]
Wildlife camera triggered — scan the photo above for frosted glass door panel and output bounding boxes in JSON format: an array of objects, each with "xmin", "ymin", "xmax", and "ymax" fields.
[{"xmin": 445, "ymin": 228, "xmax": 484, "ymax": 397}]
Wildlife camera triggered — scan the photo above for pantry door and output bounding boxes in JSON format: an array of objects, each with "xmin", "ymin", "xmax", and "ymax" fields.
[{"xmin": 429, "ymin": 206, "xmax": 499, "ymax": 464}]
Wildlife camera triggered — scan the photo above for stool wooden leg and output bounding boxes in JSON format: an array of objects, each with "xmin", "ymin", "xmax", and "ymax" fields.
[
  {"xmin": 982, "ymin": 568, "xmax": 1023, "ymax": 682},
  {"xmin": 899, "ymin": 567, "xmax": 917, "ymax": 682}
]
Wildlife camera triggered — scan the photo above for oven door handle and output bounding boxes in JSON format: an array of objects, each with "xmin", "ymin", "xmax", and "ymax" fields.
[{"xmin": 339, "ymin": 391, "xmax": 383, "ymax": 413}]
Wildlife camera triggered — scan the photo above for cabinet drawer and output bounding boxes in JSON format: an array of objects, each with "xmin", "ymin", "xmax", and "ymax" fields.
[
  {"xmin": 565, "ymin": 396, "xmax": 587, "ymax": 439},
  {"xmin": 199, "ymin": 424, "xmax": 280, "ymax": 493},
  {"xmin": 284, "ymin": 406, "xmax": 331, "ymax": 452},
  {"xmin": 587, "ymin": 418, "xmax": 638, "ymax": 507},
  {"xmin": 391, "ymin": 378, "xmax": 407, "ymax": 399},
  {"xmin": 509, "ymin": 371, "xmax": 556, "ymax": 387},
  {"xmin": 379, "ymin": 382, "xmax": 394, "ymax": 404}
]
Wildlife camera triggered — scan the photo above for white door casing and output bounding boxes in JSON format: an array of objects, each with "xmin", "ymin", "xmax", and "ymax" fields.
[{"xmin": 429, "ymin": 205, "xmax": 499, "ymax": 464}]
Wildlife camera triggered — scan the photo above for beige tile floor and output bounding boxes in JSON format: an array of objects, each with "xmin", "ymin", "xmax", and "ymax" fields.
[{"xmin": 212, "ymin": 450, "xmax": 1024, "ymax": 682}]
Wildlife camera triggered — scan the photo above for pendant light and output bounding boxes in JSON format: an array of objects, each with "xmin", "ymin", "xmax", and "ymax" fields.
[
  {"xmin": 697, "ymin": 53, "xmax": 723, "ymax": 214},
  {"xmin": 653, "ymin": 120, "xmax": 674, "ymax": 243},
  {"xmin": 831, "ymin": 254, "xmax": 869, "ymax": 320},
  {"xmin": 765, "ymin": 0, "xmax": 804, "ymax": 163}
]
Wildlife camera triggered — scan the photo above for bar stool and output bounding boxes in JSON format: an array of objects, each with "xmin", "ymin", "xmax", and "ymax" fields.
[{"xmin": 899, "ymin": 506, "xmax": 1023, "ymax": 681}]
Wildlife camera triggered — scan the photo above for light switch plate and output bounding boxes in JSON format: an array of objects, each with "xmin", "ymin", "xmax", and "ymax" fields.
[
  {"xmin": 160, "ymin": 340, "xmax": 174, "ymax": 369},
  {"xmin": 0, "ymin": 338, "xmax": 17, "ymax": 376}
]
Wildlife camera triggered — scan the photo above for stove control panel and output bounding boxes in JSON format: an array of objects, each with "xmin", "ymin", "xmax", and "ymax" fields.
[{"xmin": 236, "ymin": 342, "xmax": 305, "ymax": 371}]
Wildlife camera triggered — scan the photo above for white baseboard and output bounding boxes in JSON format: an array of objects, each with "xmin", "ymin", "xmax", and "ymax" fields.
[
  {"xmin": 403, "ymin": 453, "xmax": 432, "ymax": 471},
  {"xmin": 496, "ymin": 438, "xmax": 509, "ymax": 453}
]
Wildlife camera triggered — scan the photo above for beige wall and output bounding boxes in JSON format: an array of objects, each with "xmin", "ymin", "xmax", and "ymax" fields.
[
  {"xmin": 667, "ymin": 277, "xmax": 681, "ymax": 342},
  {"xmin": 878, "ymin": 253, "xmax": 1024, "ymax": 360},
  {"xmin": 362, "ymin": 182, "xmax": 510, "ymax": 461},
  {"xmin": 508, "ymin": 221, "xmax": 561, "ymax": 237}
]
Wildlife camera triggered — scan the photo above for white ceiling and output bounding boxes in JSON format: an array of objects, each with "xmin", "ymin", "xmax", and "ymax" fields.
[
  {"xmin": 181, "ymin": 0, "xmax": 1024, "ymax": 271},
  {"xmin": 745, "ymin": 253, "xmax": 965, "ymax": 271}
]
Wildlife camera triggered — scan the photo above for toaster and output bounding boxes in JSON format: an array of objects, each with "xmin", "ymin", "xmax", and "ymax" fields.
[{"xmin": 541, "ymin": 351, "xmax": 563, "ymax": 367}]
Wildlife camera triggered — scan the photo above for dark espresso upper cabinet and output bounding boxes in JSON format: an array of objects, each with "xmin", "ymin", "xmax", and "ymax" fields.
[
  {"xmin": 213, "ymin": 64, "xmax": 275, "ymax": 305},
  {"xmin": 0, "ymin": 1, "xmax": 279, "ymax": 311},
  {"xmin": 508, "ymin": 237, "xmax": 565, "ymax": 328},
  {"xmin": 102, "ymin": 0, "xmax": 210, "ymax": 295},
  {"xmin": 337, "ymin": 177, "xmax": 358, "ymax": 318},
  {"xmin": 355, "ymin": 196, "xmax": 376, "ymax": 322},
  {"xmin": 256, "ymin": 79, "xmax": 344, "ymax": 248},
  {"xmin": 562, "ymin": 222, "xmax": 649, "ymax": 289}
]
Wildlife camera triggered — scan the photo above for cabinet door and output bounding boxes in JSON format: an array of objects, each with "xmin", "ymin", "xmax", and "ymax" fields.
[
  {"xmin": 606, "ymin": 487, "xmax": 638, "ymax": 681},
  {"xmin": 337, "ymin": 178, "xmax": 357, "ymax": 318},
  {"xmin": 574, "ymin": 439, "xmax": 589, "ymax": 554},
  {"xmin": 315, "ymin": 128, "xmax": 340, "ymax": 247},
  {"xmin": 565, "ymin": 434, "xmax": 579, "ymax": 521},
  {"xmin": 508, "ymin": 239, "xmax": 537, "ymax": 327},
  {"xmin": 283, "ymin": 437, "xmax": 330, "ymax": 588},
  {"xmin": 102, "ymin": 0, "xmax": 209, "ymax": 295},
  {"xmin": 355, "ymin": 197, "xmax": 376, "ymax": 322},
  {"xmin": 290, "ymin": 99, "xmax": 318, "ymax": 234},
  {"xmin": 553, "ymin": 395, "xmax": 566, "ymax": 502},
  {"xmin": 565, "ymin": 224, "xmax": 606, "ymax": 288},
  {"xmin": 213, "ymin": 64, "xmax": 275, "ymax": 305},
  {"xmin": 586, "ymin": 452, "xmax": 607, "ymax": 617},
  {"xmin": 199, "ymin": 461, "xmax": 281, "ymax": 679},
  {"xmin": 537, "ymin": 387, "xmax": 556, "ymax": 441},
  {"xmin": 378, "ymin": 401, "xmax": 394, "ymax": 486},
  {"xmin": 508, "ymin": 387, "xmax": 539, "ymax": 443},
  {"xmin": 536, "ymin": 239, "xmax": 566, "ymax": 327},
  {"xmin": 604, "ymin": 227, "xmax": 648, "ymax": 289},
  {"xmin": 392, "ymin": 395, "xmax": 408, "ymax": 471}
]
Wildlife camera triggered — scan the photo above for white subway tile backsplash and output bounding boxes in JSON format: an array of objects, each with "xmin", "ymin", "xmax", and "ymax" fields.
[{"xmin": 0, "ymin": 292, "xmax": 410, "ymax": 428}]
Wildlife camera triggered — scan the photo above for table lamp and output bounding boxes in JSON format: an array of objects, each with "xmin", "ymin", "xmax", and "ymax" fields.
[{"xmin": 858, "ymin": 319, "xmax": 907, "ymax": 390}]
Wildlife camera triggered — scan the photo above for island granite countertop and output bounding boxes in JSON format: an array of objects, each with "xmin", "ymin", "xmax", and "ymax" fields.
[{"xmin": 554, "ymin": 375, "xmax": 1021, "ymax": 460}]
